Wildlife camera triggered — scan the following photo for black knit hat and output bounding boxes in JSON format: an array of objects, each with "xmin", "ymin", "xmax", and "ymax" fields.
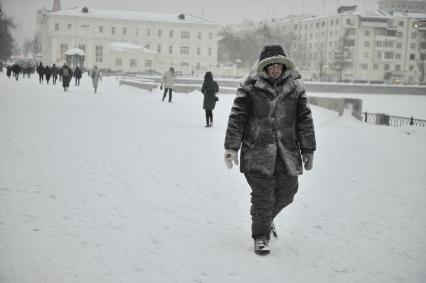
[{"xmin": 259, "ymin": 45, "xmax": 286, "ymax": 61}]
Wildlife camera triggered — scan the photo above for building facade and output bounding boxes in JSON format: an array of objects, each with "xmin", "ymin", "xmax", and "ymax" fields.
[
  {"xmin": 36, "ymin": 6, "xmax": 220, "ymax": 74},
  {"xmin": 263, "ymin": 0, "xmax": 426, "ymax": 84}
]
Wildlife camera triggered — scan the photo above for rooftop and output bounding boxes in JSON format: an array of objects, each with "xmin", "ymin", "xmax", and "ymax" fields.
[{"xmin": 48, "ymin": 7, "xmax": 216, "ymax": 25}]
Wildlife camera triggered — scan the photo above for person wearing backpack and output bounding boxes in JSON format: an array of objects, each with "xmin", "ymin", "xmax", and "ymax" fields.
[
  {"xmin": 61, "ymin": 64, "xmax": 72, "ymax": 92},
  {"xmin": 201, "ymin": 71, "xmax": 219, "ymax": 127}
]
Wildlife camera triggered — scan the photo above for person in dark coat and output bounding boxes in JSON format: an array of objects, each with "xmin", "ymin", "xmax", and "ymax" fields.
[
  {"xmin": 45, "ymin": 66, "xmax": 51, "ymax": 84},
  {"xmin": 37, "ymin": 63, "xmax": 45, "ymax": 84},
  {"xmin": 11, "ymin": 64, "xmax": 21, "ymax": 80},
  {"xmin": 6, "ymin": 65, "xmax": 12, "ymax": 78},
  {"xmin": 201, "ymin": 71, "xmax": 219, "ymax": 127},
  {"xmin": 224, "ymin": 45, "xmax": 316, "ymax": 255},
  {"xmin": 74, "ymin": 66, "xmax": 82, "ymax": 86},
  {"xmin": 51, "ymin": 64, "xmax": 58, "ymax": 85},
  {"xmin": 61, "ymin": 64, "xmax": 72, "ymax": 92}
]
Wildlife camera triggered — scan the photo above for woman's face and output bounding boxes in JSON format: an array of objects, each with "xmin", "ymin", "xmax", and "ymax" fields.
[{"xmin": 266, "ymin": 64, "xmax": 283, "ymax": 79}]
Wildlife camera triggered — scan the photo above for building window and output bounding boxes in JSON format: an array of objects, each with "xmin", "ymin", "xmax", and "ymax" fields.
[
  {"xmin": 169, "ymin": 30, "xmax": 174, "ymax": 38},
  {"xmin": 384, "ymin": 64, "xmax": 390, "ymax": 71},
  {"xmin": 399, "ymin": 21, "xmax": 403, "ymax": 26},
  {"xmin": 373, "ymin": 64, "xmax": 379, "ymax": 70},
  {"xmin": 410, "ymin": 54, "xmax": 415, "ymax": 60},
  {"xmin": 361, "ymin": 63, "xmax": 368, "ymax": 69},
  {"xmin": 364, "ymin": 41, "xmax": 370, "ymax": 47},
  {"xmin": 147, "ymin": 29, "xmax": 151, "ymax": 36},
  {"xmin": 145, "ymin": 60, "xmax": 152, "ymax": 68},
  {"xmin": 197, "ymin": 32, "xmax": 201, "ymax": 39},
  {"xmin": 346, "ymin": 18, "xmax": 351, "ymax": 25},
  {"xmin": 395, "ymin": 65, "xmax": 401, "ymax": 71},
  {"xmin": 180, "ymin": 46, "xmax": 189, "ymax": 55},
  {"xmin": 409, "ymin": 65, "xmax": 415, "ymax": 71},
  {"xmin": 208, "ymin": 32, "xmax": 213, "ymax": 40},
  {"xmin": 135, "ymin": 28, "xmax": 139, "ymax": 36},
  {"xmin": 384, "ymin": 52, "xmax": 394, "ymax": 59},
  {"xmin": 410, "ymin": 43, "xmax": 416, "ymax": 49},
  {"xmin": 169, "ymin": 46, "xmax": 173, "ymax": 54},
  {"xmin": 145, "ymin": 43, "xmax": 150, "ymax": 49},
  {"xmin": 363, "ymin": 52, "xmax": 369, "ymax": 58},
  {"xmin": 180, "ymin": 62, "xmax": 189, "ymax": 67},
  {"xmin": 130, "ymin": 58, "xmax": 137, "ymax": 67},
  {"xmin": 196, "ymin": 62, "xmax": 200, "ymax": 70},
  {"xmin": 99, "ymin": 26, "xmax": 103, "ymax": 33},
  {"xmin": 396, "ymin": 42, "xmax": 402, "ymax": 48},
  {"xmin": 157, "ymin": 29, "xmax": 162, "ymax": 37},
  {"xmin": 181, "ymin": 31, "xmax": 190, "ymax": 39},
  {"xmin": 111, "ymin": 26, "xmax": 116, "ymax": 34},
  {"xmin": 68, "ymin": 24, "xmax": 72, "ymax": 30},
  {"xmin": 208, "ymin": 47, "xmax": 212, "ymax": 56},
  {"xmin": 157, "ymin": 45, "xmax": 161, "ymax": 53},
  {"xmin": 197, "ymin": 47, "xmax": 201, "ymax": 56},
  {"xmin": 116, "ymin": 58, "xmax": 122, "ymax": 66},
  {"xmin": 395, "ymin": 53, "xmax": 401, "ymax": 59},
  {"xmin": 95, "ymin": 45, "xmax": 103, "ymax": 62},
  {"xmin": 123, "ymin": 27, "xmax": 127, "ymax": 35},
  {"xmin": 397, "ymin": 31, "xmax": 403, "ymax": 37},
  {"xmin": 55, "ymin": 23, "xmax": 59, "ymax": 31},
  {"xmin": 412, "ymin": 32, "xmax": 417, "ymax": 39},
  {"xmin": 364, "ymin": 30, "xmax": 370, "ymax": 36}
]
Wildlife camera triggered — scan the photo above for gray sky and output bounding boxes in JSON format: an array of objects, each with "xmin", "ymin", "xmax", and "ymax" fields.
[{"xmin": 3, "ymin": 0, "xmax": 379, "ymax": 46}]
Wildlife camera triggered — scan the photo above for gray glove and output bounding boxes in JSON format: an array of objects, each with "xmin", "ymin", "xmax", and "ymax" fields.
[
  {"xmin": 224, "ymin": 149, "xmax": 239, "ymax": 169},
  {"xmin": 302, "ymin": 153, "xmax": 314, "ymax": 170}
]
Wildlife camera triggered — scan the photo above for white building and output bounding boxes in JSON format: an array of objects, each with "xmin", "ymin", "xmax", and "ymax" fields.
[
  {"xmin": 36, "ymin": 4, "xmax": 220, "ymax": 74},
  {"xmin": 254, "ymin": 0, "xmax": 426, "ymax": 84}
]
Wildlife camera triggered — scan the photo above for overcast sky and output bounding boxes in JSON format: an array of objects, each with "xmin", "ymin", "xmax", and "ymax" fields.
[{"xmin": 4, "ymin": 0, "xmax": 380, "ymax": 46}]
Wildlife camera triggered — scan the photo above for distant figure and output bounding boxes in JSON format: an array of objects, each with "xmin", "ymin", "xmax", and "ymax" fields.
[
  {"xmin": 91, "ymin": 65, "xmax": 102, "ymax": 93},
  {"xmin": 45, "ymin": 66, "xmax": 51, "ymax": 85},
  {"xmin": 201, "ymin": 71, "xmax": 219, "ymax": 127},
  {"xmin": 11, "ymin": 64, "xmax": 21, "ymax": 80},
  {"xmin": 58, "ymin": 66, "xmax": 63, "ymax": 82},
  {"xmin": 74, "ymin": 66, "xmax": 82, "ymax": 86},
  {"xmin": 0, "ymin": 61, "xmax": 3, "ymax": 72},
  {"xmin": 160, "ymin": 67, "xmax": 176, "ymax": 102},
  {"xmin": 37, "ymin": 63, "xmax": 45, "ymax": 84},
  {"xmin": 51, "ymin": 64, "xmax": 58, "ymax": 85},
  {"xmin": 61, "ymin": 64, "xmax": 72, "ymax": 92},
  {"xmin": 6, "ymin": 65, "xmax": 12, "ymax": 78}
]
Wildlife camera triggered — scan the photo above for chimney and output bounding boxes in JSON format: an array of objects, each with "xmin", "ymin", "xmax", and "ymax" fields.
[{"xmin": 52, "ymin": 0, "xmax": 61, "ymax": 11}]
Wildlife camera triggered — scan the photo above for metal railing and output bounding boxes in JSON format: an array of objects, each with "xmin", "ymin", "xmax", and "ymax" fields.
[{"xmin": 363, "ymin": 112, "xmax": 426, "ymax": 127}]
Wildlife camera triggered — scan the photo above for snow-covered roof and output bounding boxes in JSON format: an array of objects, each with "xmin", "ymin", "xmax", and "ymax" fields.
[
  {"xmin": 48, "ymin": 7, "xmax": 216, "ymax": 25},
  {"xmin": 110, "ymin": 42, "xmax": 155, "ymax": 53},
  {"xmin": 64, "ymin": 48, "xmax": 85, "ymax": 56}
]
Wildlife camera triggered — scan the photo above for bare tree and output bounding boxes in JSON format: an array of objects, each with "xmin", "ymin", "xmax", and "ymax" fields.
[{"xmin": 0, "ymin": 0, "xmax": 16, "ymax": 61}]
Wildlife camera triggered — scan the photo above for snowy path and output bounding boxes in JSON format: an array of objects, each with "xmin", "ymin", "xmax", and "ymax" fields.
[{"xmin": 0, "ymin": 74, "xmax": 425, "ymax": 283}]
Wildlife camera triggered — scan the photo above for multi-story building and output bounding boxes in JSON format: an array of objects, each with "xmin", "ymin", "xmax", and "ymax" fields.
[
  {"xmin": 36, "ymin": 3, "xmax": 219, "ymax": 74},
  {"xmin": 264, "ymin": 0, "xmax": 426, "ymax": 83}
]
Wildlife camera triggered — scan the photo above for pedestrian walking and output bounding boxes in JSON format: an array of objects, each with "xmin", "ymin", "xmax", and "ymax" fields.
[
  {"xmin": 37, "ymin": 63, "xmax": 45, "ymax": 84},
  {"xmin": 61, "ymin": 64, "xmax": 72, "ymax": 92},
  {"xmin": 91, "ymin": 65, "xmax": 102, "ymax": 93},
  {"xmin": 45, "ymin": 66, "xmax": 51, "ymax": 85},
  {"xmin": 160, "ymin": 67, "xmax": 176, "ymax": 102},
  {"xmin": 74, "ymin": 66, "xmax": 82, "ymax": 86},
  {"xmin": 201, "ymin": 71, "xmax": 219, "ymax": 127},
  {"xmin": 224, "ymin": 45, "xmax": 316, "ymax": 255}
]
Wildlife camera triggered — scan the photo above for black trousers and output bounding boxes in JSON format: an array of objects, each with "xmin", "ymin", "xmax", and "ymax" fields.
[
  {"xmin": 75, "ymin": 78, "xmax": 80, "ymax": 86},
  {"xmin": 162, "ymin": 88, "xmax": 173, "ymax": 102},
  {"xmin": 244, "ymin": 159, "xmax": 299, "ymax": 240},
  {"xmin": 205, "ymin": 110, "xmax": 213, "ymax": 125}
]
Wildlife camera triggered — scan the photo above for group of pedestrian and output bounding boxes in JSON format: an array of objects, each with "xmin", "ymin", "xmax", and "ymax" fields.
[
  {"xmin": 160, "ymin": 67, "xmax": 220, "ymax": 128},
  {"xmin": 11, "ymin": 62, "xmax": 101, "ymax": 93}
]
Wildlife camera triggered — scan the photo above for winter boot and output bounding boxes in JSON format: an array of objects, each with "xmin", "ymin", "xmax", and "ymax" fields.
[{"xmin": 254, "ymin": 238, "xmax": 270, "ymax": 255}]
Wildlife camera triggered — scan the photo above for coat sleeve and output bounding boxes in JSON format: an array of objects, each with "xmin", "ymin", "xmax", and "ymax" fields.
[
  {"xmin": 215, "ymin": 81, "xmax": 219, "ymax": 93},
  {"xmin": 295, "ymin": 79, "xmax": 316, "ymax": 153},
  {"xmin": 224, "ymin": 88, "xmax": 251, "ymax": 151},
  {"xmin": 201, "ymin": 82, "xmax": 206, "ymax": 94}
]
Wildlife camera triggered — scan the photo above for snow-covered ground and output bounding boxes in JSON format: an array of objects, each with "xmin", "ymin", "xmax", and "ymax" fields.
[{"xmin": 0, "ymin": 74, "xmax": 425, "ymax": 283}]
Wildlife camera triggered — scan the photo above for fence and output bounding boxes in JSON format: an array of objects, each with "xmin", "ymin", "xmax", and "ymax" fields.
[{"xmin": 363, "ymin": 112, "xmax": 426, "ymax": 127}]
